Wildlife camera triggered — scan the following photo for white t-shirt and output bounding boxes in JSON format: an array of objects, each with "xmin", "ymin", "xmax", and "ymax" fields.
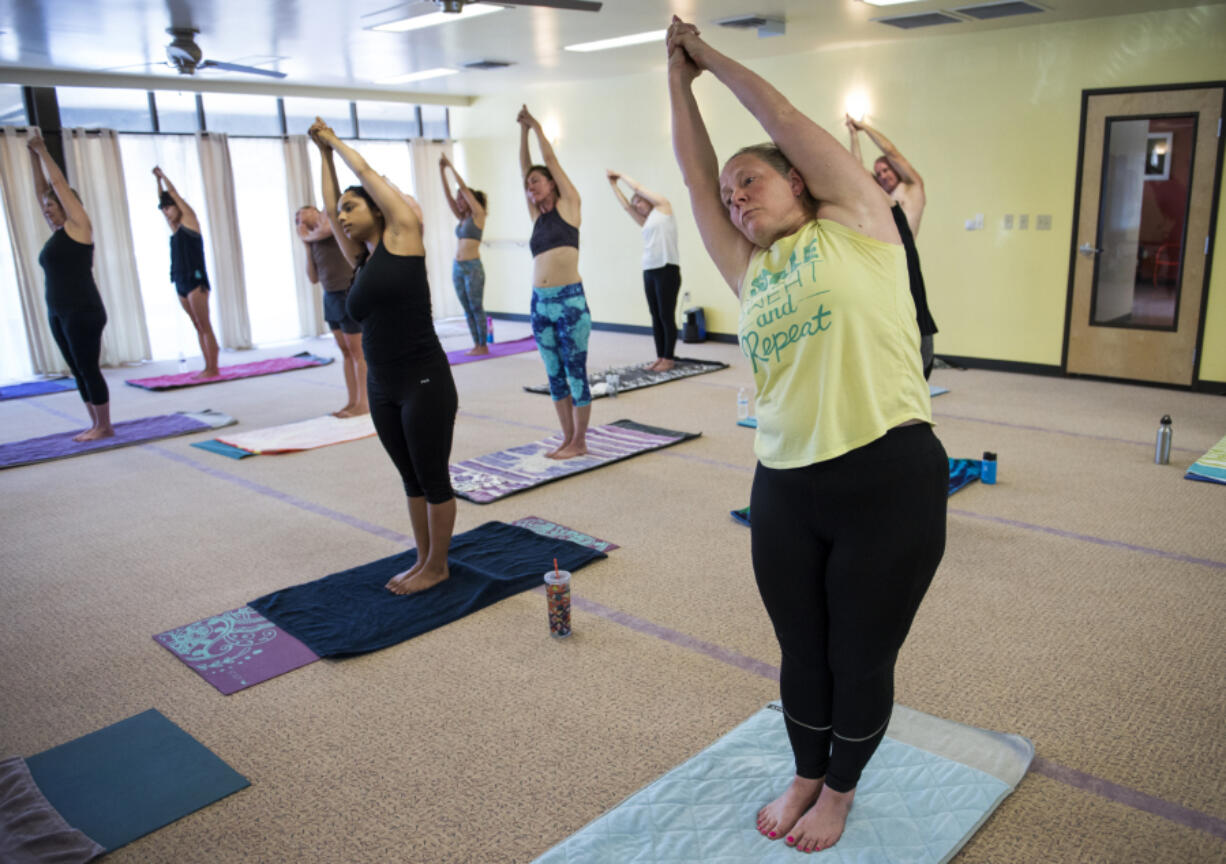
[{"xmin": 641, "ymin": 208, "xmax": 680, "ymax": 270}]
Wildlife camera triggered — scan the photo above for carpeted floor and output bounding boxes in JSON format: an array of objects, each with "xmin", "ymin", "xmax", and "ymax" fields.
[{"xmin": 1, "ymin": 323, "xmax": 1224, "ymax": 863}]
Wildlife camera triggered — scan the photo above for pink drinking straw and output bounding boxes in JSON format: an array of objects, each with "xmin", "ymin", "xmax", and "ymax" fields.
[{"xmin": 553, "ymin": 558, "xmax": 560, "ymax": 580}]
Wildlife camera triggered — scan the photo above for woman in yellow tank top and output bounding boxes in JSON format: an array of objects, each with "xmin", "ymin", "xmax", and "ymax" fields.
[{"xmin": 668, "ymin": 17, "xmax": 948, "ymax": 854}]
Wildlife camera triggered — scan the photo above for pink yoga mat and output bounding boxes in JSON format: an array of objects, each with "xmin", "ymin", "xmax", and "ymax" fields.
[
  {"xmin": 125, "ymin": 352, "xmax": 332, "ymax": 390},
  {"xmin": 446, "ymin": 337, "xmax": 537, "ymax": 365}
]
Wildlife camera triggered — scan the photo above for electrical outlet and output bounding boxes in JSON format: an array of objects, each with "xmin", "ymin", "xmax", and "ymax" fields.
[
  {"xmin": 1003, "ymin": 214, "xmax": 1014, "ymax": 230},
  {"xmin": 975, "ymin": 213, "xmax": 984, "ymax": 230},
  {"xmin": 1036, "ymin": 214, "xmax": 1052, "ymax": 230},
  {"xmin": 1018, "ymin": 214, "xmax": 1029, "ymax": 230}
]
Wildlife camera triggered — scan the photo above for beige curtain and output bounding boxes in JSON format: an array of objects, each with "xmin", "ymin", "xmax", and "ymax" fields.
[
  {"xmin": 196, "ymin": 131, "xmax": 252, "ymax": 349},
  {"xmin": 62, "ymin": 128, "xmax": 151, "ymax": 366},
  {"xmin": 408, "ymin": 138, "xmax": 462, "ymax": 321},
  {"xmin": 283, "ymin": 134, "xmax": 324, "ymax": 337},
  {"xmin": 0, "ymin": 126, "xmax": 64, "ymax": 374}
]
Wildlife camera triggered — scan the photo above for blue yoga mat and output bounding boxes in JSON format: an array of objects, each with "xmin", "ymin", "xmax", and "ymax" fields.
[
  {"xmin": 249, "ymin": 521, "xmax": 606, "ymax": 657},
  {"xmin": 24, "ymin": 708, "xmax": 249, "ymax": 852},
  {"xmin": 0, "ymin": 377, "xmax": 76, "ymax": 400}
]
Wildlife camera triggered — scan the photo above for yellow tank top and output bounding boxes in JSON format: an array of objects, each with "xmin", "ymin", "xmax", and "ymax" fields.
[{"xmin": 738, "ymin": 219, "xmax": 932, "ymax": 469}]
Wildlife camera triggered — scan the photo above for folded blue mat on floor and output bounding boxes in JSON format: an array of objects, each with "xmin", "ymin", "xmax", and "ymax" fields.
[
  {"xmin": 0, "ymin": 377, "xmax": 76, "ymax": 400},
  {"xmin": 732, "ymin": 458, "xmax": 981, "ymax": 526},
  {"xmin": 249, "ymin": 521, "xmax": 606, "ymax": 657},
  {"xmin": 22, "ymin": 708, "xmax": 249, "ymax": 852}
]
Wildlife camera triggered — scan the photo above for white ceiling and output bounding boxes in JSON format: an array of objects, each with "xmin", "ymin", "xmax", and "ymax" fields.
[{"xmin": 0, "ymin": 0, "xmax": 1221, "ymax": 105}]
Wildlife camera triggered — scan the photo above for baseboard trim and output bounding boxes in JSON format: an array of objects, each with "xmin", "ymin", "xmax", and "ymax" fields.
[{"xmin": 487, "ymin": 313, "xmax": 739, "ymax": 344}]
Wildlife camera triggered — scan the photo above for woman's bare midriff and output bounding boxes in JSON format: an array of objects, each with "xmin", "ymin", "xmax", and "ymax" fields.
[
  {"xmin": 532, "ymin": 246, "xmax": 581, "ymax": 288},
  {"xmin": 456, "ymin": 237, "xmax": 481, "ymax": 262}
]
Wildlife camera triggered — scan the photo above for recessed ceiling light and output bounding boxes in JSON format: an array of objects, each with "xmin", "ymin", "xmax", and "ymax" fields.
[
  {"xmin": 564, "ymin": 29, "xmax": 667, "ymax": 53},
  {"xmin": 376, "ymin": 68, "xmax": 459, "ymax": 84},
  {"xmin": 368, "ymin": 3, "xmax": 503, "ymax": 33}
]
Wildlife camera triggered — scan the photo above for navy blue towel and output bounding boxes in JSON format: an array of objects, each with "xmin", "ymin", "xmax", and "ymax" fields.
[{"xmin": 249, "ymin": 521, "xmax": 606, "ymax": 657}]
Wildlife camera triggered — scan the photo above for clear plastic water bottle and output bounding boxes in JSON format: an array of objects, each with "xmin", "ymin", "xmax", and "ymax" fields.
[
  {"xmin": 737, "ymin": 387, "xmax": 750, "ymax": 421},
  {"xmin": 486, "ymin": 316, "xmax": 495, "ymax": 344},
  {"xmin": 178, "ymin": 352, "xmax": 187, "ymax": 375},
  {"xmin": 1154, "ymin": 415, "xmax": 1172, "ymax": 465},
  {"xmin": 605, "ymin": 368, "xmax": 620, "ymax": 398}
]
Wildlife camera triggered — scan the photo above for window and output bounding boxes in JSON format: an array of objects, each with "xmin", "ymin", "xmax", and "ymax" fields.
[
  {"xmin": 307, "ymin": 139, "xmax": 414, "ymax": 213},
  {"xmin": 200, "ymin": 92, "xmax": 281, "ymax": 136},
  {"xmin": 420, "ymin": 105, "xmax": 449, "ymax": 139},
  {"xmin": 354, "ymin": 100, "xmax": 419, "ymax": 139},
  {"xmin": 57, "ymin": 87, "xmax": 153, "ymax": 132},
  {"xmin": 152, "ymin": 91, "xmax": 200, "ymax": 134},
  {"xmin": 283, "ymin": 97, "xmax": 353, "ymax": 138},
  {"xmin": 0, "ymin": 188, "xmax": 34, "ymax": 384},
  {"xmin": 0, "ymin": 85, "xmax": 26, "ymax": 125}
]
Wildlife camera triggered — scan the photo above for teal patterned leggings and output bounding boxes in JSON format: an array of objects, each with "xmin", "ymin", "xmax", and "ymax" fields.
[{"xmin": 530, "ymin": 282, "xmax": 591, "ymax": 407}]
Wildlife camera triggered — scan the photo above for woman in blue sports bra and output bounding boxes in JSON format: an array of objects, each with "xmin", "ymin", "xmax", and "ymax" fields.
[
  {"xmin": 518, "ymin": 104, "xmax": 591, "ymax": 460},
  {"xmin": 439, "ymin": 154, "xmax": 489, "ymax": 356}
]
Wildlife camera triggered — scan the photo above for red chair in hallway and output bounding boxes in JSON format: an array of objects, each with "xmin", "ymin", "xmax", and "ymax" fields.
[{"xmin": 1153, "ymin": 243, "xmax": 1181, "ymax": 287}]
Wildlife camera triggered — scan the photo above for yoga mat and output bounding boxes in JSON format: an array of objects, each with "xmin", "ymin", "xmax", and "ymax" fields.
[
  {"xmin": 249, "ymin": 521, "xmax": 606, "ymax": 657},
  {"xmin": 24, "ymin": 709, "xmax": 249, "ymax": 852},
  {"xmin": 0, "ymin": 410, "xmax": 235, "ymax": 471},
  {"xmin": 731, "ymin": 457, "xmax": 981, "ymax": 526},
  {"xmin": 191, "ymin": 413, "xmax": 376, "ymax": 458},
  {"xmin": 153, "ymin": 606, "xmax": 320, "ymax": 696},
  {"xmin": 533, "ymin": 702, "xmax": 1032, "ymax": 864},
  {"xmin": 450, "ymin": 419, "xmax": 701, "ymax": 504},
  {"xmin": 510, "ymin": 516, "xmax": 620, "ymax": 553},
  {"xmin": 447, "ymin": 336, "xmax": 537, "ymax": 365},
  {"xmin": 524, "ymin": 357, "xmax": 729, "ymax": 399},
  {"xmin": 0, "ymin": 756, "xmax": 104, "ymax": 863},
  {"xmin": 1185, "ymin": 434, "xmax": 1226, "ymax": 485},
  {"xmin": 738, "ymin": 384, "xmax": 946, "ymax": 430},
  {"xmin": 0, "ymin": 377, "xmax": 76, "ymax": 400},
  {"xmin": 125, "ymin": 351, "xmax": 332, "ymax": 390}
]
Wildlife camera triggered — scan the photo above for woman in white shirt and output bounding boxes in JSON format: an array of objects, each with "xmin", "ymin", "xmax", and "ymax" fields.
[{"xmin": 606, "ymin": 170, "xmax": 681, "ymax": 371}]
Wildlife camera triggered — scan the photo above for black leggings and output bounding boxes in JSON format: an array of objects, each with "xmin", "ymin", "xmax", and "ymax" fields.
[
  {"xmin": 367, "ymin": 360, "xmax": 458, "ymax": 504},
  {"xmin": 48, "ymin": 304, "xmax": 109, "ymax": 405},
  {"xmin": 643, "ymin": 264, "xmax": 681, "ymax": 360},
  {"xmin": 749, "ymin": 424, "xmax": 947, "ymax": 792}
]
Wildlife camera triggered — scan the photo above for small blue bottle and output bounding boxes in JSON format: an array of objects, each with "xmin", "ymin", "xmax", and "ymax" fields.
[{"xmin": 981, "ymin": 452, "xmax": 997, "ymax": 485}]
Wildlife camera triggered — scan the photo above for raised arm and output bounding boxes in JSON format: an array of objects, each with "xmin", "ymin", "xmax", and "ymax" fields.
[
  {"xmin": 311, "ymin": 118, "xmax": 423, "ymax": 255},
  {"xmin": 667, "ymin": 26, "xmax": 753, "ymax": 293},
  {"xmin": 29, "ymin": 145, "xmax": 51, "ymax": 201},
  {"xmin": 606, "ymin": 170, "xmax": 645, "ymax": 226},
  {"xmin": 671, "ymin": 20, "xmax": 895, "ymax": 243},
  {"xmin": 854, "ymin": 119, "xmax": 922, "ymax": 188},
  {"xmin": 521, "ymin": 105, "xmax": 580, "ymax": 223},
  {"xmin": 518, "ymin": 117, "xmax": 539, "ymax": 222},
  {"xmin": 439, "ymin": 156, "xmax": 465, "ymax": 220},
  {"xmin": 442, "ymin": 155, "xmax": 485, "ymax": 228},
  {"xmin": 846, "ymin": 115, "xmax": 864, "ymax": 169},
  {"xmin": 619, "ymin": 172, "xmax": 671, "ymax": 214},
  {"xmin": 28, "ymin": 132, "xmax": 91, "ymax": 242},
  {"xmin": 152, "ymin": 167, "xmax": 200, "ymax": 232},
  {"xmin": 311, "ymin": 129, "xmax": 362, "ymax": 269}
]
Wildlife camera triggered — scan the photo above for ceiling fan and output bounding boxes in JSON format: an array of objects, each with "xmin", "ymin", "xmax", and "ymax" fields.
[
  {"xmin": 434, "ymin": 0, "xmax": 601, "ymax": 11},
  {"xmin": 164, "ymin": 27, "xmax": 286, "ymax": 78}
]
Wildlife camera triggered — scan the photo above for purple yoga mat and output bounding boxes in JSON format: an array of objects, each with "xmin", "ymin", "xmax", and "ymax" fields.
[
  {"xmin": 125, "ymin": 353, "xmax": 331, "ymax": 390},
  {"xmin": 154, "ymin": 606, "xmax": 319, "ymax": 696},
  {"xmin": 446, "ymin": 336, "xmax": 537, "ymax": 366},
  {"xmin": 0, "ymin": 412, "xmax": 219, "ymax": 470}
]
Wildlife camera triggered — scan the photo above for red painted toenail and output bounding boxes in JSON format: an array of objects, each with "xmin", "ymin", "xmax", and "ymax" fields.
[
  {"xmin": 769, "ymin": 831, "xmax": 776, "ymax": 837},
  {"xmin": 786, "ymin": 836, "xmax": 794, "ymax": 843}
]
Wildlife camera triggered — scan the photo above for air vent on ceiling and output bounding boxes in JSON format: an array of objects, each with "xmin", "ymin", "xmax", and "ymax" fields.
[
  {"xmin": 955, "ymin": 1, "xmax": 1045, "ymax": 20},
  {"xmin": 873, "ymin": 11, "xmax": 963, "ymax": 29},
  {"xmin": 463, "ymin": 59, "xmax": 514, "ymax": 70},
  {"xmin": 716, "ymin": 15, "xmax": 785, "ymax": 37}
]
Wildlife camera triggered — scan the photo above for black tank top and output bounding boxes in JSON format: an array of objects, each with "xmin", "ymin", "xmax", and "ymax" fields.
[
  {"xmin": 529, "ymin": 208, "xmax": 579, "ymax": 257},
  {"xmin": 38, "ymin": 229, "xmax": 103, "ymax": 310},
  {"xmin": 891, "ymin": 203, "xmax": 937, "ymax": 337},
  {"xmin": 170, "ymin": 226, "xmax": 209, "ymax": 285},
  {"xmin": 345, "ymin": 243, "xmax": 445, "ymax": 368}
]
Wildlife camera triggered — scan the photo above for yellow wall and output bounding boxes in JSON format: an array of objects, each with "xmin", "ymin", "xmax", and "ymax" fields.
[{"xmin": 452, "ymin": 5, "xmax": 1226, "ymax": 381}]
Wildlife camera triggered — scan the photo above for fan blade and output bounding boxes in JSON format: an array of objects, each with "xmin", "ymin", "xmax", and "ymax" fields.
[
  {"xmin": 499, "ymin": 0, "xmax": 601, "ymax": 11},
  {"xmin": 198, "ymin": 60, "xmax": 287, "ymax": 78}
]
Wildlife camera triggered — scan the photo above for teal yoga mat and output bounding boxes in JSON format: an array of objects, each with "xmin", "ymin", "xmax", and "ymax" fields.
[
  {"xmin": 24, "ymin": 709, "xmax": 249, "ymax": 851},
  {"xmin": 533, "ymin": 703, "xmax": 1031, "ymax": 864}
]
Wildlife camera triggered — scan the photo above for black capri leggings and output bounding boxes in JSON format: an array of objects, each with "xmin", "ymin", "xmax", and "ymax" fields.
[
  {"xmin": 48, "ymin": 304, "xmax": 109, "ymax": 405},
  {"xmin": 643, "ymin": 264, "xmax": 681, "ymax": 360},
  {"xmin": 749, "ymin": 423, "xmax": 948, "ymax": 792},
  {"xmin": 367, "ymin": 360, "xmax": 458, "ymax": 504}
]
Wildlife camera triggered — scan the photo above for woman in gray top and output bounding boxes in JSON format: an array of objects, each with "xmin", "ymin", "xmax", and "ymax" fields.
[
  {"xmin": 439, "ymin": 154, "xmax": 488, "ymax": 355},
  {"xmin": 295, "ymin": 206, "xmax": 366, "ymax": 416}
]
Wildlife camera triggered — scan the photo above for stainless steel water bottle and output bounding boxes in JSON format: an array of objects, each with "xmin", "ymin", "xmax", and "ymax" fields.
[{"xmin": 1155, "ymin": 415, "xmax": 1172, "ymax": 465}]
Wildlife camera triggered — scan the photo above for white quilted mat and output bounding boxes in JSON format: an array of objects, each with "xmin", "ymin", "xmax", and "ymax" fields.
[{"xmin": 533, "ymin": 703, "xmax": 1032, "ymax": 864}]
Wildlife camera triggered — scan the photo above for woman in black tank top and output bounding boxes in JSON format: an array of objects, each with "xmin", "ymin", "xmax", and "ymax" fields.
[
  {"xmin": 309, "ymin": 118, "xmax": 458, "ymax": 597},
  {"xmin": 28, "ymin": 131, "xmax": 113, "ymax": 441},
  {"xmin": 155, "ymin": 167, "xmax": 220, "ymax": 379}
]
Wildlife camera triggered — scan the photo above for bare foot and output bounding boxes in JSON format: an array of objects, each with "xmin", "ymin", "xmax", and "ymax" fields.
[
  {"xmin": 347, "ymin": 403, "xmax": 370, "ymax": 416},
  {"xmin": 73, "ymin": 426, "xmax": 114, "ymax": 442},
  {"xmin": 332, "ymin": 404, "xmax": 356, "ymax": 418},
  {"xmin": 194, "ymin": 368, "xmax": 221, "ymax": 380},
  {"xmin": 384, "ymin": 558, "xmax": 427, "ymax": 592},
  {"xmin": 787, "ymin": 784, "xmax": 855, "ymax": 854},
  {"xmin": 465, "ymin": 345, "xmax": 490, "ymax": 356},
  {"xmin": 655, "ymin": 359, "xmax": 675, "ymax": 372},
  {"xmin": 756, "ymin": 775, "xmax": 822, "ymax": 841},
  {"xmin": 393, "ymin": 566, "xmax": 450, "ymax": 595},
  {"xmin": 646, "ymin": 359, "xmax": 663, "ymax": 371},
  {"xmin": 550, "ymin": 443, "xmax": 588, "ymax": 460},
  {"xmin": 544, "ymin": 441, "xmax": 570, "ymax": 459}
]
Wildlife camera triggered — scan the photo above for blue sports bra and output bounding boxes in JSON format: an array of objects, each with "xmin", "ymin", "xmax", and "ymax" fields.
[
  {"xmin": 529, "ymin": 208, "xmax": 579, "ymax": 257},
  {"xmin": 456, "ymin": 215, "xmax": 483, "ymax": 241}
]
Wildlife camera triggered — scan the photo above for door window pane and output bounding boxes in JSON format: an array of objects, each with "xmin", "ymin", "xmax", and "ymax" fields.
[{"xmin": 1092, "ymin": 115, "xmax": 1194, "ymax": 329}]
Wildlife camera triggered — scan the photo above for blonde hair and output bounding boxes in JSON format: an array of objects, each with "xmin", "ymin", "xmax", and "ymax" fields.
[{"xmin": 727, "ymin": 143, "xmax": 817, "ymax": 213}]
